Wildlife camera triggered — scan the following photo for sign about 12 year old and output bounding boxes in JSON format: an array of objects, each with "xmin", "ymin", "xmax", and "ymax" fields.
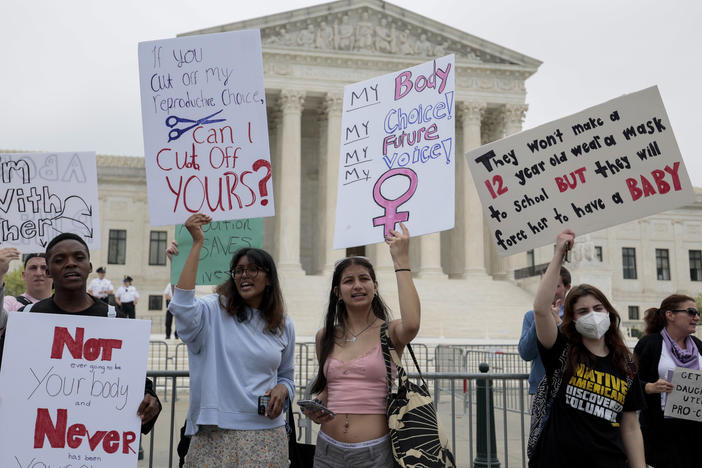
[{"xmin": 465, "ymin": 86, "xmax": 694, "ymax": 256}]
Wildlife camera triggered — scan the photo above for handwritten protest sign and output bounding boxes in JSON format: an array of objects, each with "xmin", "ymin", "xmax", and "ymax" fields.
[
  {"xmin": 0, "ymin": 313, "xmax": 150, "ymax": 467},
  {"xmin": 0, "ymin": 152, "xmax": 100, "ymax": 253},
  {"xmin": 333, "ymin": 55, "xmax": 455, "ymax": 249},
  {"xmin": 170, "ymin": 218, "xmax": 263, "ymax": 285},
  {"xmin": 465, "ymin": 86, "xmax": 694, "ymax": 256},
  {"xmin": 138, "ymin": 30, "xmax": 274, "ymax": 226},
  {"xmin": 664, "ymin": 367, "xmax": 702, "ymax": 422}
]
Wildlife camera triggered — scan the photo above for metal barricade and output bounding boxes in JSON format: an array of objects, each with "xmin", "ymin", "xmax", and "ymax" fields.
[{"xmin": 141, "ymin": 370, "xmax": 530, "ymax": 468}]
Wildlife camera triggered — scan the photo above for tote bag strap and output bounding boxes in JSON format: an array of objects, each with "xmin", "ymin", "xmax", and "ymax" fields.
[{"xmin": 380, "ymin": 322, "xmax": 428, "ymax": 392}]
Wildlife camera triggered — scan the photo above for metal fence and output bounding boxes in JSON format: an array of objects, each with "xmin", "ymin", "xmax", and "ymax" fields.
[{"xmin": 142, "ymin": 369, "xmax": 530, "ymax": 468}]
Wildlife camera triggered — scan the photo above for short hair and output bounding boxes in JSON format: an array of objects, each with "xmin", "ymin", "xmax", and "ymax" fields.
[
  {"xmin": 124, "ymin": 276, "xmax": 133, "ymax": 282},
  {"xmin": 45, "ymin": 233, "xmax": 90, "ymax": 261},
  {"xmin": 24, "ymin": 253, "xmax": 46, "ymax": 268},
  {"xmin": 560, "ymin": 266, "xmax": 571, "ymax": 287}
]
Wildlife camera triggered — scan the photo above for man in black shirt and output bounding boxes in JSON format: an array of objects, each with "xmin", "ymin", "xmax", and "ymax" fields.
[{"xmin": 0, "ymin": 233, "xmax": 161, "ymax": 434}]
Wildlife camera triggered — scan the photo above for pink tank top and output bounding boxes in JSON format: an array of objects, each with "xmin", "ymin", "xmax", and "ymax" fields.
[{"xmin": 324, "ymin": 342, "xmax": 396, "ymax": 414}]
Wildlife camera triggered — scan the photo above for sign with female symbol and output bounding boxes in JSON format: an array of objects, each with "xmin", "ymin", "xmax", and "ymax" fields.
[
  {"xmin": 373, "ymin": 168, "xmax": 418, "ymax": 237},
  {"xmin": 333, "ymin": 56, "xmax": 455, "ymax": 249}
]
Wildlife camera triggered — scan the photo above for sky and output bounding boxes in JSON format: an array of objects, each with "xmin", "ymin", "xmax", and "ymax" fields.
[{"xmin": 2, "ymin": 0, "xmax": 701, "ymax": 185}]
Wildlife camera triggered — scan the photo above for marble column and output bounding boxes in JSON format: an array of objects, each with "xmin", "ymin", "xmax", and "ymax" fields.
[
  {"xmin": 275, "ymin": 89, "xmax": 306, "ymax": 273},
  {"xmin": 492, "ymin": 104, "xmax": 528, "ymax": 280},
  {"xmin": 459, "ymin": 101, "xmax": 487, "ymax": 277},
  {"xmin": 417, "ymin": 233, "xmax": 446, "ymax": 277},
  {"xmin": 265, "ymin": 106, "xmax": 282, "ymax": 256},
  {"xmin": 318, "ymin": 93, "xmax": 345, "ymax": 274}
]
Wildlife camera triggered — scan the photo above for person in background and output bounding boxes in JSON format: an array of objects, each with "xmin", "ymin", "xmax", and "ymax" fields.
[
  {"xmin": 164, "ymin": 282, "xmax": 178, "ymax": 339},
  {"xmin": 116, "ymin": 275, "xmax": 139, "ymax": 319},
  {"xmin": 304, "ymin": 222, "xmax": 419, "ymax": 467},
  {"xmin": 634, "ymin": 294, "xmax": 702, "ymax": 467},
  {"xmin": 519, "ymin": 267, "xmax": 571, "ymax": 397},
  {"xmin": 528, "ymin": 230, "xmax": 645, "ymax": 468},
  {"xmin": 87, "ymin": 266, "xmax": 113, "ymax": 303},
  {"xmin": 170, "ymin": 214, "xmax": 295, "ymax": 467},
  {"xmin": 3, "ymin": 253, "xmax": 52, "ymax": 313},
  {"xmin": 0, "ymin": 247, "xmax": 21, "ymax": 333},
  {"xmin": 0, "ymin": 233, "xmax": 161, "ymax": 433}
]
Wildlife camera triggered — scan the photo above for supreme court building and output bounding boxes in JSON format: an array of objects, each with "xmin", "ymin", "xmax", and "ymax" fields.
[{"xmin": 32, "ymin": 0, "xmax": 702, "ymax": 340}]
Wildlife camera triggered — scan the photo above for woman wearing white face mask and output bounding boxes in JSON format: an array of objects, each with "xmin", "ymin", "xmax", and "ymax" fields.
[{"xmin": 527, "ymin": 230, "xmax": 645, "ymax": 468}]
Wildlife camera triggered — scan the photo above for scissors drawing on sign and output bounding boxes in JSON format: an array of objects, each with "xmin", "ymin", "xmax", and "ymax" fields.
[{"xmin": 165, "ymin": 109, "xmax": 226, "ymax": 142}]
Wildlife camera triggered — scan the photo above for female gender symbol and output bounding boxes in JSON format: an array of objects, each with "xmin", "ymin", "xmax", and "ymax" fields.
[{"xmin": 372, "ymin": 167, "xmax": 418, "ymax": 237}]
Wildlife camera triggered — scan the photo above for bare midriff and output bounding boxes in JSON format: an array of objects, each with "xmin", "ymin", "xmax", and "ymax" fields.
[{"xmin": 321, "ymin": 414, "xmax": 389, "ymax": 443}]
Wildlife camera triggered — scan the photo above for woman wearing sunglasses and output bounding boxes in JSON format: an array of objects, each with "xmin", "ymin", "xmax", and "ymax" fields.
[
  {"xmin": 303, "ymin": 222, "xmax": 420, "ymax": 467},
  {"xmin": 169, "ymin": 213, "xmax": 295, "ymax": 467},
  {"xmin": 634, "ymin": 295, "xmax": 702, "ymax": 467}
]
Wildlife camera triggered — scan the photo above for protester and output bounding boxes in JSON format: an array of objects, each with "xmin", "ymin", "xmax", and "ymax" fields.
[
  {"xmin": 519, "ymin": 266, "xmax": 571, "ymax": 397},
  {"xmin": 3, "ymin": 253, "xmax": 52, "ymax": 313},
  {"xmin": 634, "ymin": 294, "xmax": 702, "ymax": 468},
  {"xmin": 87, "ymin": 266, "xmax": 114, "ymax": 303},
  {"xmin": 528, "ymin": 230, "xmax": 645, "ymax": 468},
  {"xmin": 304, "ymin": 222, "xmax": 419, "ymax": 467},
  {"xmin": 116, "ymin": 275, "xmax": 139, "ymax": 319},
  {"xmin": 0, "ymin": 233, "xmax": 161, "ymax": 433},
  {"xmin": 169, "ymin": 213, "xmax": 295, "ymax": 468}
]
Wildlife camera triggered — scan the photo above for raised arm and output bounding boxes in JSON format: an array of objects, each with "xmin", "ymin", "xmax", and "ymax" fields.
[
  {"xmin": 533, "ymin": 230, "xmax": 573, "ymax": 350},
  {"xmin": 176, "ymin": 214, "xmax": 211, "ymax": 290},
  {"xmin": 388, "ymin": 223, "xmax": 420, "ymax": 348}
]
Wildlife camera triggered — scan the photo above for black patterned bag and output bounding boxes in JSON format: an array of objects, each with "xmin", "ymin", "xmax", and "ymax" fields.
[{"xmin": 381, "ymin": 323, "xmax": 456, "ymax": 468}]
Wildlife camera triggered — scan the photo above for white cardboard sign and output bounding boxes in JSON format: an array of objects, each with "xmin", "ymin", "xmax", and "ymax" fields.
[
  {"xmin": 138, "ymin": 30, "xmax": 274, "ymax": 226},
  {"xmin": 0, "ymin": 313, "xmax": 151, "ymax": 468},
  {"xmin": 465, "ymin": 86, "xmax": 694, "ymax": 256},
  {"xmin": 0, "ymin": 152, "xmax": 100, "ymax": 253},
  {"xmin": 334, "ymin": 55, "xmax": 455, "ymax": 249},
  {"xmin": 664, "ymin": 367, "xmax": 702, "ymax": 422}
]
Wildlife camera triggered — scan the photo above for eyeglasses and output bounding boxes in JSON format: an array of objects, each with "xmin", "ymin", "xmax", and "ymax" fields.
[
  {"xmin": 672, "ymin": 308, "xmax": 701, "ymax": 317},
  {"xmin": 230, "ymin": 266, "xmax": 265, "ymax": 280}
]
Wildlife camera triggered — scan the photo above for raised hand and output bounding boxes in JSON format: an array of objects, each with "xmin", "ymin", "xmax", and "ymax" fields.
[
  {"xmin": 386, "ymin": 222, "xmax": 410, "ymax": 269},
  {"xmin": 184, "ymin": 214, "xmax": 212, "ymax": 244}
]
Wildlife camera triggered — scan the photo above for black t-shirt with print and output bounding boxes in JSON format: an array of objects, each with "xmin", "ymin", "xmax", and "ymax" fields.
[{"xmin": 530, "ymin": 332, "xmax": 644, "ymax": 468}]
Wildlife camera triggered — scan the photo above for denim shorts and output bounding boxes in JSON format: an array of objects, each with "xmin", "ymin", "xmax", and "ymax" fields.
[{"xmin": 313, "ymin": 432, "xmax": 394, "ymax": 468}]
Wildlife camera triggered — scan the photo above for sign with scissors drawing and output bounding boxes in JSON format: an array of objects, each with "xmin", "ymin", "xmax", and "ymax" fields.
[
  {"xmin": 138, "ymin": 30, "xmax": 274, "ymax": 226},
  {"xmin": 0, "ymin": 152, "xmax": 100, "ymax": 253},
  {"xmin": 333, "ymin": 55, "xmax": 455, "ymax": 249}
]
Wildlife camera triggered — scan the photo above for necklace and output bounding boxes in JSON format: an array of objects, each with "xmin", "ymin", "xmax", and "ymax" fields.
[{"xmin": 345, "ymin": 317, "xmax": 377, "ymax": 343}]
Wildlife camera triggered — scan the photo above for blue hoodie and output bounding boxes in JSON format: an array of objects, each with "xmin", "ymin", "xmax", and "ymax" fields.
[{"xmin": 170, "ymin": 287, "xmax": 295, "ymax": 435}]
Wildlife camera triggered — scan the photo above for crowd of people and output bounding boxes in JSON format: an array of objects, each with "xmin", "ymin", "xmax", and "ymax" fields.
[{"xmin": 1, "ymin": 220, "xmax": 701, "ymax": 467}]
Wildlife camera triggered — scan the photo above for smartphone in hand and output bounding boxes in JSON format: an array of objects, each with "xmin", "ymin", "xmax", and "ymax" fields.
[{"xmin": 297, "ymin": 399, "xmax": 336, "ymax": 417}]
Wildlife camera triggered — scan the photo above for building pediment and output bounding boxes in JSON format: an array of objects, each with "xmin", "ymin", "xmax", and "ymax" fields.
[{"xmin": 182, "ymin": 0, "xmax": 541, "ymax": 72}]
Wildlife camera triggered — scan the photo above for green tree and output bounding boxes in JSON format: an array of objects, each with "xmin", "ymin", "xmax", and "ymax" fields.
[{"xmin": 4, "ymin": 267, "xmax": 25, "ymax": 297}]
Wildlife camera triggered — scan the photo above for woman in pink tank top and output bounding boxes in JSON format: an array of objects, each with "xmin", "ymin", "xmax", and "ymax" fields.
[{"xmin": 303, "ymin": 223, "xmax": 420, "ymax": 467}]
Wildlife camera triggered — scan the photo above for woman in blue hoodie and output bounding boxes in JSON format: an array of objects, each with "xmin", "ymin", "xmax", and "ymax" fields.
[{"xmin": 170, "ymin": 213, "xmax": 295, "ymax": 467}]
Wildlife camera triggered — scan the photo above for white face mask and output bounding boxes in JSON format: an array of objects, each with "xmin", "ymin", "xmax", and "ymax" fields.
[{"xmin": 575, "ymin": 311, "xmax": 611, "ymax": 340}]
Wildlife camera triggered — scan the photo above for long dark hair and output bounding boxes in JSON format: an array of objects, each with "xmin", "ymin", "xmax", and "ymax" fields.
[
  {"xmin": 561, "ymin": 284, "xmax": 635, "ymax": 379},
  {"xmin": 644, "ymin": 294, "xmax": 695, "ymax": 335},
  {"xmin": 214, "ymin": 247, "xmax": 285, "ymax": 334},
  {"xmin": 310, "ymin": 257, "xmax": 390, "ymax": 394}
]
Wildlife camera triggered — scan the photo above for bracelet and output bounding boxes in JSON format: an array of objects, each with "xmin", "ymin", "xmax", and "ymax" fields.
[{"xmin": 394, "ymin": 268, "xmax": 411, "ymax": 273}]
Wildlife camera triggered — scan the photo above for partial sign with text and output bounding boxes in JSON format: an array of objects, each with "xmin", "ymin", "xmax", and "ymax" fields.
[
  {"xmin": 465, "ymin": 86, "xmax": 694, "ymax": 256},
  {"xmin": 138, "ymin": 30, "xmax": 273, "ymax": 226},
  {"xmin": 0, "ymin": 313, "xmax": 150, "ymax": 468},
  {"xmin": 334, "ymin": 55, "xmax": 455, "ymax": 249},
  {"xmin": 0, "ymin": 152, "xmax": 100, "ymax": 253}
]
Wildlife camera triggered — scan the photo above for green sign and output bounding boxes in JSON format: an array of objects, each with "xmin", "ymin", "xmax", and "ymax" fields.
[{"xmin": 170, "ymin": 219, "xmax": 263, "ymax": 285}]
